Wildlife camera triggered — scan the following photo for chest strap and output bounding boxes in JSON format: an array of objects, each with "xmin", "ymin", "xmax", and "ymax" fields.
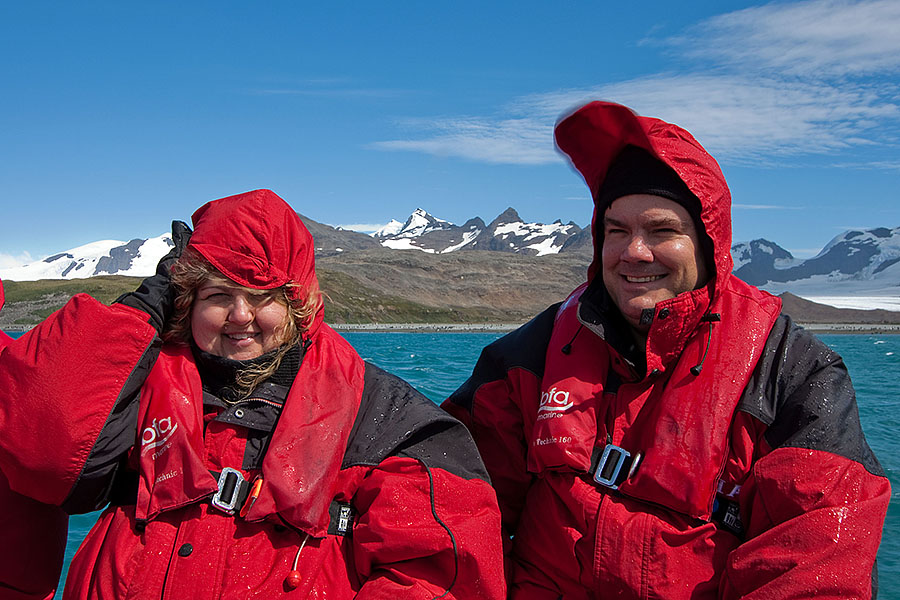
[
  {"xmin": 208, "ymin": 469, "xmax": 358, "ymax": 537},
  {"xmin": 590, "ymin": 444, "xmax": 641, "ymax": 490},
  {"xmin": 589, "ymin": 444, "xmax": 745, "ymax": 537},
  {"xmin": 210, "ymin": 468, "xmax": 254, "ymax": 515}
]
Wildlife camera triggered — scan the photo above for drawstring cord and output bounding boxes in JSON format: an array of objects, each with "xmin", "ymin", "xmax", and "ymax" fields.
[
  {"xmin": 284, "ymin": 532, "xmax": 311, "ymax": 590},
  {"xmin": 561, "ymin": 324, "xmax": 584, "ymax": 355},
  {"xmin": 690, "ymin": 313, "xmax": 721, "ymax": 376}
]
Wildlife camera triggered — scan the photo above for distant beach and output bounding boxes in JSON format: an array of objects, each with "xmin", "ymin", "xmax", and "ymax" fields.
[
  {"xmin": 6, "ymin": 322, "xmax": 900, "ymax": 334},
  {"xmin": 329, "ymin": 323, "xmax": 523, "ymax": 332},
  {"xmin": 797, "ymin": 323, "xmax": 900, "ymax": 334},
  {"xmin": 330, "ymin": 322, "xmax": 900, "ymax": 334}
]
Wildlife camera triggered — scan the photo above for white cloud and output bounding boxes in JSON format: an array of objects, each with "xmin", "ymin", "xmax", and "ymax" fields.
[
  {"xmin": 786, "ymin": 247, "xmax": 826, "ymax": 258},
  {"xmin": 835, "ymin": 160, "xmax": 900, "ymax": 171},
  {"xmin": 0, "ymin": 251, "xmax": 33, "ymax": 270},
  {"xmin": 676, "ymin": 0, "xmax": 900, "ymax": 78},
  {"xmin": 516, "ymin": 74, "xmax": 898, "ymax": 163},
  {"xmin": 370, "ymin": 116, "xmax": 556, "ymax": 165},
  {"xmin": 371, "ymin": 0, "xmax": 900, "ymax": 167},
  {"xmin": 332, "ymin": 222, "xmax": 392, "ymax": 233}
]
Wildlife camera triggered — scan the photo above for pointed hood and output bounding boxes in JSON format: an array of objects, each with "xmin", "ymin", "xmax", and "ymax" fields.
[
  {"xmin": 187, "ymin": 189, "xmax": 323, "ymax": 334},
  {"xmin": 554, "ymin": 101, "xmax": 733, "ymax": 295}
]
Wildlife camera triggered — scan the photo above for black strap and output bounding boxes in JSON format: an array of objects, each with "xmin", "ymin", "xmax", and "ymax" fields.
[
  {"xmin": 589, "ymin": 444, "xmax": 638, "ymax": 490},
  {"xmin": 209, "ymin": 469, "xmax": 250, "ymax": 514},
  {"xmin": 711, "ymin": 495, "xmax": 744, "ymax": 537},
  {"xmin": 327, "ymin": 500, "xmax": 357, "ymax": 536}
]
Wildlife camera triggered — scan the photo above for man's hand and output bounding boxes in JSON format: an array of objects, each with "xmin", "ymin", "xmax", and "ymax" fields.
[{"xmin": 115, "ymin": 220, "xmax": 192, "ymax": 332}]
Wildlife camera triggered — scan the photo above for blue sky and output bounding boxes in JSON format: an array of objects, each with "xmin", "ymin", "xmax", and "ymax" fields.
[{"xmin": 2, "ymin": 0, "xmax": 899, "ymax": 267}]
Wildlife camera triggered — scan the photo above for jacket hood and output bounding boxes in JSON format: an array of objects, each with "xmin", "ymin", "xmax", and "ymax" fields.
[
  {"xmin": 188, "ymin": 189, "xmax": 323, "ymax": 334},
  {"xmin": 554, "ymin": 101, "xmax": 733, "ymax": 297}
]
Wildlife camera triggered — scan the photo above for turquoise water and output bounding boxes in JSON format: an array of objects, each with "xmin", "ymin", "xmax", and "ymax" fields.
[{"xmin": 5, "ymin": 330, "xmax": 899, "ymax": 596}]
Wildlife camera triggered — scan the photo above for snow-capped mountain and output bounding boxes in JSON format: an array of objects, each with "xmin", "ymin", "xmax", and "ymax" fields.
[
  {"xmin": 2, "ymin": 211, "xmax": 898, "ymax": 310},
  {"xmin": 1, "ymin": 235, "xmax": 174, "ymax": 281},
  {"xmin": 376, "ymin": 209, "xmax": 471, "ymax": 253},
  {"xmin": 732, "ymin": 227, "xmax": 900, "ymax": 298},
  {"xmin": 377, "ymin": 208, "xmax": 583, "ymax": 256},
  {"xmin": 372, "ymin": 219, "xmax": 404, "ymax": 238}
]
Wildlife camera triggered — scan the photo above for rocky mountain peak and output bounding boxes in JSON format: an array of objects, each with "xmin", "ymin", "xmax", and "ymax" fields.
[{"xmin": 490, "ymin": 207, "xmax": 522, "ymax": 227}]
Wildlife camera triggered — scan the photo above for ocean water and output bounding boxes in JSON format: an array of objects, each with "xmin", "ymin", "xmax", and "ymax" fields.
[{"xmin": 4, "ymin": 330, "xmax": 899, "ymax": 596}]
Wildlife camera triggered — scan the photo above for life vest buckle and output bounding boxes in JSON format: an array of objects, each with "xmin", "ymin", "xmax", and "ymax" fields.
[
  {"xmin": 211, "ymin": 467, "xmax": 249, "ymax": 514},
  {"xmin": 592, "ymin": 444, "xmax": 637, "ymax": 490}
]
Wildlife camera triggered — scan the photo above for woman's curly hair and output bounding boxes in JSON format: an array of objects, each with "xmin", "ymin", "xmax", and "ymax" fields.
[{"xmin": 163, "ymin": 248, "xmax": 322, "ymax": 399}]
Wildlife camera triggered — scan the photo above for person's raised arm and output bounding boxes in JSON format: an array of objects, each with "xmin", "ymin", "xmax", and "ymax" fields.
[{"xmin": 0, "ymin": 221, "xmax": 190, "ymax": 511}]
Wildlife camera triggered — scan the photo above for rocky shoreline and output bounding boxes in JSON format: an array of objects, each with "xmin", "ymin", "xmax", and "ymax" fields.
[
  {"xmin": 7, "ymin": 322, "xmax": 899, "ymax": 335},
  {"xmin": 330, "ymin": 323, "xmax": 523, "ymax": 333}
]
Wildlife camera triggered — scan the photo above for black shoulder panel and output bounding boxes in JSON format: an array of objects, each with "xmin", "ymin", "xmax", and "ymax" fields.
[
  {"xmin": 343, "ymin": 362, "xmax": 490, "ymax": 482},
  {"xmin": 444, "ymin": 304, "xmax": 559, "ymax": 415},
  {"xmin": 738, "ymin": 315, "xmax": 884, "ymax": 476}
]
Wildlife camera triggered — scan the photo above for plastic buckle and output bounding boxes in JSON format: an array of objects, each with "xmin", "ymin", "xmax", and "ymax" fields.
[
  {"xmin": 592, "ymin": 444, "xmax": 630, "ymax": 490},
  {"xmin": 211, "ymin": 467, "xmax": 247, "ymax": 514}
]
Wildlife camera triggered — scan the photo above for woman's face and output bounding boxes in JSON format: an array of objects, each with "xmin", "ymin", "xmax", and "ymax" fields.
[{"xmin": 191, "ymin": 280, "xmax": 290, "ymax": 360}]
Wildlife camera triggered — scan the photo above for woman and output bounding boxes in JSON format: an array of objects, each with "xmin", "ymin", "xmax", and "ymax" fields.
[{"xmin": 0, "ymin": 190, "xmax": 504, "ymax": 598}]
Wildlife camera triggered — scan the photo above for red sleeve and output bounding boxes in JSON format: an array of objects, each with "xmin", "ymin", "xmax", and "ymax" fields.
[
  {"xmin": 0, "ymin": 281, "xmax": 69, "ymax": 600},
  {"xmin": 442, "ymin": 308, "xmax": 556, "ymax": 540},
  {"xmin": 444, "ymin": 370, "xmax": 537, "ymax": 539},
  {"xmin": 0, "ymin": 475, "xmax": 68, "ymax": 600},
  {"xmin": 722, "ymin": 325, "xmax": 890, "ymax": 599},
  {"xmin": 722, "ymin": 448, "xmax": 890, "ymax": 599},
  {"xmin": 351, "ymin": 456, "xmax": 505, "ymax": 600},
  {"xmin": 0, "ymin": 294, "xmax": 157, "ymax": 505}
]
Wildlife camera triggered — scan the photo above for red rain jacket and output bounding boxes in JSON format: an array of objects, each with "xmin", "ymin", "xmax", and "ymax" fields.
[
  {"xmin": 443, "ymin": 103, "xmax": 890, "ymax": 599},
  {"xmin": 0, "ymin": 279, "xmax": 68, "ymax": 600},
  {"xmin": 0, "ymin": 191, "xmax": 504, "ymax": 599}
]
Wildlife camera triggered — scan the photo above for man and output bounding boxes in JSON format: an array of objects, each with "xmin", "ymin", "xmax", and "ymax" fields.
[{"xmin": 443, "ymin": 101, "xmax": 890, "ymax": 598}]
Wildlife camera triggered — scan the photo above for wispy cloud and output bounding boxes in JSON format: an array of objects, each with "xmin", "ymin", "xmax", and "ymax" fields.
[
  {"xmin": 786, "ymin": 247, "xmax": 826, "ymax": 258},
  {"xmin": 835, "ymin": 160, "xmax": 900, "ymax": 171},
  {"xmin": 372, "ymin": 0, "xmax": 900, "ymax": 167},
  {"xmin": 370, "ymin": 116, "xmax": 555, "ymax": 164},
  {"xmin": 514, "ymin": 74, "xmax": 898, "ymax": 163},
  {"xmin": 0, "ymin": 251, "xmax": 33, "ymax": 270},
  {"xmin": 674, "ymin": 0, "xmax": 900, "ymax": 78},
  {"xmin": 332, "ymin": 222, "xmax": 391, "ymax": 233}
]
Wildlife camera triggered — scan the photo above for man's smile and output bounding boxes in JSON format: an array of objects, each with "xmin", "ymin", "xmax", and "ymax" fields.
[{"xmin": 623, "ymin": 274, "xmax": 666, "ymax": 283}]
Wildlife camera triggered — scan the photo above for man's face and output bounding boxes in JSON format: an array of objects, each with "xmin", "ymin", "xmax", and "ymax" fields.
[{"xmin": 601, "ymin": 194, "xmax": 710, "ymax": 333}]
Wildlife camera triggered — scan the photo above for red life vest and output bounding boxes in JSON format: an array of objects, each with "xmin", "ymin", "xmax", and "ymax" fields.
[{"xmin": 529, "ymin": 275, "xmax": 781, "ymax": 521}]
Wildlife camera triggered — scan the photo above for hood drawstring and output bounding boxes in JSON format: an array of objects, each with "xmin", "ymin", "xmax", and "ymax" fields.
[
  {"xmin": 284, "ymin": 532, "xmax": 311, "ymax": 590},
  {"xmin": 690, "ymin": 313, "xmax": 721, "ymax": 376},
  {"xmin": 561, "ymin": 325, "xmax": 584, "ymax": 355}
]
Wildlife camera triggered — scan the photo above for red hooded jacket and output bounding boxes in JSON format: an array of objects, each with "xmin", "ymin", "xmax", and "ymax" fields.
[
  {"xmin": 0, "ymin": 191, "xmax": 505, "ymax": 599},
  {"xmin": 443, "ymin": 102, "xmax": 889, "ymax": 599}
]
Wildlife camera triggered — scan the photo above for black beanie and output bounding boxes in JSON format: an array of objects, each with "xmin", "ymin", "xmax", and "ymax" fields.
[
  {"xmin": 597, "ymin": 145, "xmax": 703, "ymax": 223},
  {"xmin": 596, "ymin": 145, "xmax": 713, "ymax": 267}
]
